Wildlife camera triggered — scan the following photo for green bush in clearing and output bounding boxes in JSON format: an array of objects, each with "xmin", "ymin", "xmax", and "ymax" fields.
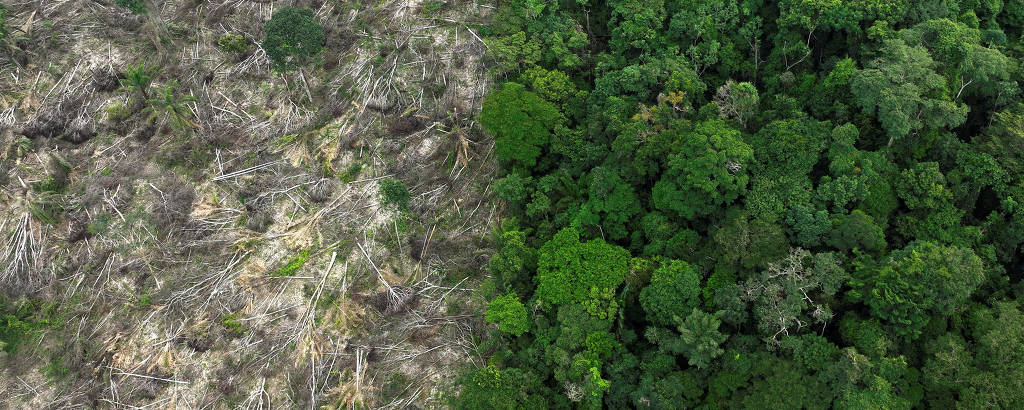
[
  {"xmin": 378, "ymin": 178, "xmax": 411, "ymax": 210},
  {"xmin": 105, "ymin": 101, "xmax": 131, "ymax": 122},
  {"xmin": 338, "ymin": 163, "xmax": 363, "ymax": 183},
  {"xmin": 220, "ymin": 313, "xmax": 246, "ymax": 337},
  {"xmin": 0, "ymin": 300, "xmax": 61, "ymax": 354},
  {"xmin": 87, "ymin": 213, "xmax": 113, "ymax": 236},
  {"xmin": 115, "ymin": 0, "xmax": 146, "ymax": 14},
  {"xmin": 262, "ymin": 7, "xmax": 324, "ymax": 72},
  {"xmin": 218, "ymin": 33, "xmax": 249, "ymax": 53}
]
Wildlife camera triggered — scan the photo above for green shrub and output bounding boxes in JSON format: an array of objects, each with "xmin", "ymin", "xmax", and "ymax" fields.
[
  {"xmin": 120, "ymin": 62, "xmax": 160, "ymax": 101},
  {"xmin": 378, "ymin": 178, "xmax": 411, "ymax": 210},
  {"xmin": 217, "ymin": 33, "xmax": 249, "ymax": 53},
  {"xmin": 144, "ymin": 82, "xmax": 199, "ymax": 131},
  {"xmin": 33, "ymin": 154, "xmax": 71, "ymax": 193},
  {"xmin": 166, "ymin": 22, "xmax": 190, "ymax": 38},
  {"xmin": 28, "ymin": 199, "xmax": 60, "ymax": 225},
  {"xmin": 0, "ymin": 300, "xmax": 60, "ymax": 354},
  {"xmin": 33, "ymin": 176, "xmax": 64, "ymax": 193},
  {"xmin": 105, "ymin": 101, "xmax": 131, "ymax": 122},
  {"xmin": 381, "ymin": 372, "xmax": 412, "ymax": 402},
  {"xmin": 14, "ymin": 137, "xmax": 33, "ymax": 158},
  {"xmin": 43, "ymin": 358, "xmax": 70, "ymax": 382},
  {"xmin": 114, "ymin": 0, "xmax": 146, "ymax": 14},
  {"xmin": 220, "ymin": 313, "xmax": 246, "ymax": 337},
  {"xmin": 422, "ymin": 1, "xmax": 446, "ymax": 16},
  {"xmin": 262, "ymin": 7, "xmax": 324, "ymax": 71},
  {"xmin": 87, "ymin": 213, "xmax": 113, "ymax": 236},
  {"xmin": 339, "ymin": 163, "xmax": 363, "ymax": 183}
]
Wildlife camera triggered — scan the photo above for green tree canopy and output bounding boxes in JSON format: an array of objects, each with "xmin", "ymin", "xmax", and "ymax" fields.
[
  {"xmin": 452, "ymin": 365, "xmax": 548, "ymax": 409},
  {"xmin": 534, "ymin": 228, "xmax": 630, "ymax": 307},
  {"xmin": 855, "ymin": 241, "xmax": 986, "ymax": 340},
  {"xmin": 486, "ymin": 293, "xmax": 531, "ymax": 336},
  {"xmin": 481, "ymin": 82, "xmax": 565, "ymax": 170},
  {"xmin": 851, "ymin": 38, "xmax": 968, "ymax": 147},
  {"xmin": 647, "ymin": 308, "xmax": 728, "ymax": 369},
  {"xmin": 674, "ymin": 309, "xmax": 728, "ymax": 369},
  {"xmin": 827, "ymin": 210, "xmax": 887, "ymax": 252},
  {"xmin": 608, "ymin": 0, "xmax": 666, "ymax": 56},
  {"xmin": 923, "ymin": 302, "xmax": 1024, "ymax": 408},
  {"xmin": 652, "ymin": 119, "xmax": 753, "ymax": 220},
  {"xmin": 488, "ymin": 227, "xmax": 537, "ymax": 297},
  {"xmin": 640, "ymin": 259, "xmax": 702, "ymax": 326}
]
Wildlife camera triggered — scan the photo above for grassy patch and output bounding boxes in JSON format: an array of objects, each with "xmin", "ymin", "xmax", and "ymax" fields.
[
  {"xmin": 87, "ymin": 213, "xmax": 113, "ymax": 236},
  {"xmin": 272, "ymin": 249, "xmax": 310, "ymax": 277},
  {"xmin": 273, "ymin": 133, "xmax": 299, "ymax": 150},
  {"xmin": 422, "ymin": 1, "xmax": 446, "ymax": 16},
  {"xmin": 381, "ymin": 372, "xmax": 412, "ymax": 402},
  {"xmin": 105, "ymin": 102, "xmax": 131, "ymax": 122},
  {"xmin": 338, "ymin": 163, "xmax": 363, "ymax": 183},
  {"xmin": 43, "ymin": 357, "xmax": 70, "ymax": 382}
]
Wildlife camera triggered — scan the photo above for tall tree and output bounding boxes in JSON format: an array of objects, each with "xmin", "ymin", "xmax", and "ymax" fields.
[
  {"xmin": 652, "ymin": 119, "xmax": 753, "ymax": 220},
  {"xmin": 853, "ymin": 240, "xmax": 986, "ymax": 340},
  {"xmin": 640, "ymin": 259, "xmax": 702, "ymax": 326},
  {"xmin": 851, "ymin": 38, "xmax": 967, "ymax": 147},
  {"xmin": 534, "ymin": 228, "xmax": 630, "ymax": 308},
  {"xmin": 742, "ymin": 249, "xmax": 847, "ymax": 344}
]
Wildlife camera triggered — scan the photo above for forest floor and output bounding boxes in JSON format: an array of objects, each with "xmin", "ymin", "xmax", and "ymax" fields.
[{"xmin": 0, "ymin": 0, "xmax": 497, "ymax": 407}]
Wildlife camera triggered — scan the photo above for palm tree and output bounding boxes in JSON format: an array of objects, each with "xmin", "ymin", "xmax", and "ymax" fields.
[
  {"xmin": 145, "ymin": 82, "xmax": 201, "ymax": 131},
  {"xmin": 119, "ymin": 62, "xmax": 160, "ymax": 101}
]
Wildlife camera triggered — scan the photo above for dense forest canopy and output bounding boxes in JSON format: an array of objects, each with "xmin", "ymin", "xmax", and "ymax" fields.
[{"xmin": 456, "ymin": 0, "xmax": 1024, "ymax": 408}]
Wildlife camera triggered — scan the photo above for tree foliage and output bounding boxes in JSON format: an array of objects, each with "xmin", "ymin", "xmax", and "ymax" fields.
[
  {"xmin": 486, "ymin": 293, "xmax": 530, "ymax": 336},
  {"xmin": 480, "ymin": 82, "xmax": 564, "ymax": 170},
  {"xmin": 469, "ymin": 1, "xmax": 1024, "ymax": 406},
  {"xmin": 851, "ymin": 38, "xmax": 968, "ymax": 146},
  {"xmin": 651, "ymin": 119, "xmax": 753, "ymax": 220},
  {"xmin": 144, "ymin": 82, "xmax": 200, "ymax": 131},
  {"xmin": 119, "ymin": 62, "xmax": 160, "ymax": 101},
  {"xmin": 855, "ymin": 241, "xmax": 985, "ymax": 340},
  {"xmin": 673, "ymin": 309, "xmax": 728, "ymax": 369},
  {"xmin": 534, "ymin": 228, "xmax": 629, "ymax": 308},
  {"xmin": 639, "ymin": 259, "xmax": 701, "ymax": 326}
]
